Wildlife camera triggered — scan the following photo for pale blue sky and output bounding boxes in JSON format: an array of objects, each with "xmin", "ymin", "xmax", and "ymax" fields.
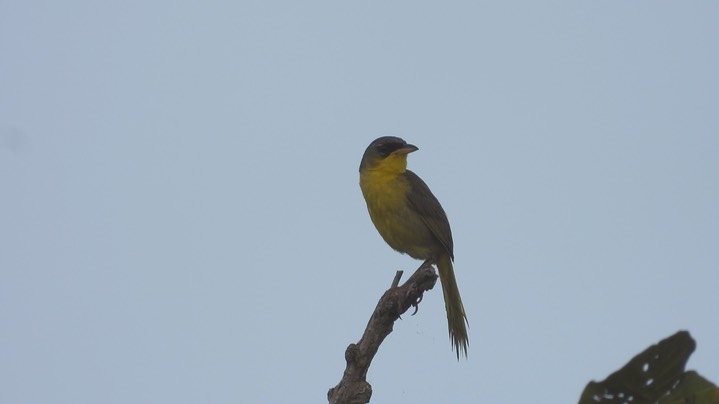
[{"xmin": 1, "ymin": 2, "xmax": 718, "ymax": 403}]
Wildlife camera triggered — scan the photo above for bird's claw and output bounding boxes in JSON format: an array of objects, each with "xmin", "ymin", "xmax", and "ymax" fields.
[{"xmin": 411, "ymin": 294, "xmax": 423, "ymax": 315}]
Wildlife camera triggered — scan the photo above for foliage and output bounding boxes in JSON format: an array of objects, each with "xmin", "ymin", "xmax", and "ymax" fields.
[{"xmin": 579, "ymin": 331, "xmax": 718, "ymax": 404}]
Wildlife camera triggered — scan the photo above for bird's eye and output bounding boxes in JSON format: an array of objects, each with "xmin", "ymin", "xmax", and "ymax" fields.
[{"xmin": 377, "ymin": 144, "xmax": 392, "ymax": 156}]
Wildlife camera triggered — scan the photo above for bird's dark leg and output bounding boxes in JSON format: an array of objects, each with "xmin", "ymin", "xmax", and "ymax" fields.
[
  {"xmin": 410, "ymin": 259, "xmax": 435, "ymax": 315},
  {"xmin": 420, "ymin": 258, "xmax": 436, "ymax": 269}
]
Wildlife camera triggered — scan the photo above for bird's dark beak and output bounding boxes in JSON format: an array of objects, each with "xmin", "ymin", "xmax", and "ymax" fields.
[{"xmin": 393, "ymin": 144, "xmax": 419, "ymax": 155}]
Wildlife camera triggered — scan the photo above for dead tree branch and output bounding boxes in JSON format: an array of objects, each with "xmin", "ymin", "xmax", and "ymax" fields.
[{"xmin": 327, "ymin": 261, "xmax": 438, "ymax": 404}]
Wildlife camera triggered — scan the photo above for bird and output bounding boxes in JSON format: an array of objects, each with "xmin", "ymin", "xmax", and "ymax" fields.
[{"xmin": 359, "ymin": 136, "xmax": 469, "ymax": 358}]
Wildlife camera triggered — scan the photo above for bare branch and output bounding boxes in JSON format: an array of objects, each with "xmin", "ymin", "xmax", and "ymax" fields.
[
  {"xmin": 390, "ymin": 270, "xmax": 404, "ymax": 288},
  {"xmin": 327, "ymin": 261, "xmax": 438, "ymax": 404}
]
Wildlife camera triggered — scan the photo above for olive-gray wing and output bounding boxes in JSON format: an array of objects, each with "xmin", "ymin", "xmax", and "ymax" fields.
[{"xmin": 404, "ymin": 170, "xmax": 454, "ymax": 260}]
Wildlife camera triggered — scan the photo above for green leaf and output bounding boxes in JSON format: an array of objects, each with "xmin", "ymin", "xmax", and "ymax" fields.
[
  {"xmin": 659, "ymin": 371, "xmax": 719, "ymax": 404},
  {"xmin": 579, "ymin": 331, "xmax": 699, "ymax": 403}
]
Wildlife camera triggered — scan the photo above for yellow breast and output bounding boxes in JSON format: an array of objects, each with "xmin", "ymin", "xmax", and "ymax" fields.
[{"xmin": 359, "ymin": 160, "xmax": 436, "ymax": 259}]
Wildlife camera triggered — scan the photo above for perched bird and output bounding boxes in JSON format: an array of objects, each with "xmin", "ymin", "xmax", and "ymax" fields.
[{"xmin": 359, "ymin": 136, "xmax": 469, "ymax": 358}]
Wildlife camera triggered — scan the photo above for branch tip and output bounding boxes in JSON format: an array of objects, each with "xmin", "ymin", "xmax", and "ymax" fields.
[{"xmin": 390, "ymin": 270, "xmax": 404, "ymax": 288}]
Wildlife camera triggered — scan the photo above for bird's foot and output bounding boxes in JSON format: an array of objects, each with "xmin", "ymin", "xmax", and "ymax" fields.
[
  {"xmin": 419, "ymin": 259, "xmax": 435, "ymax": 270},
  {"xmin": 410, "ymin": 294, "xmax": 423, "ymax": 315}
]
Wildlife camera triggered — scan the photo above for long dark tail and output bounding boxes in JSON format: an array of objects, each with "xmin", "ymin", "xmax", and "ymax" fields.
[{"xmin": 437, "ymin": 254, "xmax": 469, "ymax": 359}]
